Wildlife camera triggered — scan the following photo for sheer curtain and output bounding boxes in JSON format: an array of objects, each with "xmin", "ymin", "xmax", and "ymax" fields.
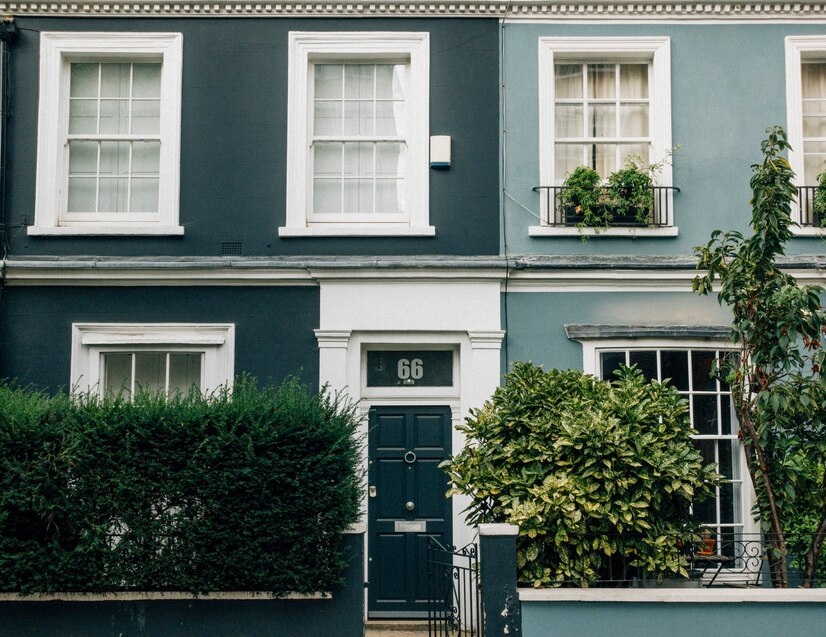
[{"xmin": 802, "ymin": 62, "xmax": 826, "ymax": 185}]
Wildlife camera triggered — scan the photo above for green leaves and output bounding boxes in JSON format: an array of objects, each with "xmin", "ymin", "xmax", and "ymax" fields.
[
  {"xmin": 442, "ymin": 363, "xmax": 719, "ymax": 587},
  {"xmin": 0, "ymin": 377, "xmax": 362, "ymax": 594}
]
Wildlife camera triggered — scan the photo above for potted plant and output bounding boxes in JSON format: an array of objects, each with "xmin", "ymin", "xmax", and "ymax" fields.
[{"xmin": 558, "ymin": 151, "xmax": 675, "ymax": 230}]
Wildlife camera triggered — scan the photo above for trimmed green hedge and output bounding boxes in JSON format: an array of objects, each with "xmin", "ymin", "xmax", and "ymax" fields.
[{"xmin": 0, "ymin": 378, "xmax": 362, "ymax": 594}]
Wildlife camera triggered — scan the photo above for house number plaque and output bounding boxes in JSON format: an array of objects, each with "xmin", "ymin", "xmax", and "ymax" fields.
[{"xmin": 367, "ymin": 350, "xmax": 453, "ymax": 387}]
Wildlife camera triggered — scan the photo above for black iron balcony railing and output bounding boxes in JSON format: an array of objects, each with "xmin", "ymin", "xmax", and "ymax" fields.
[
  {"xmin": 532, "ymin": 185, "xmax": 679, "ymax": 228},
  {"xmin": 798, "ymin": 186, "xmax": 824, "ymax": 227},
  {"xmin": 535, "ymin": 532, "xmax": 824, "ymax": 588}
]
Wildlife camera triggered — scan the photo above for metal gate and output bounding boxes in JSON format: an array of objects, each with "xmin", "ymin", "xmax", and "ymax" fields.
[{"xmin": 426, "ymin": 538, "xmax": 483, "ymax": 637}]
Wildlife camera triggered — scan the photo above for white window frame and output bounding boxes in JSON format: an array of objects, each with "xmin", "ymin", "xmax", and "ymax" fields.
[
  {"xmin": 580, "ymin": 338, "xmax": 757, "ymax": 542},
  {"xmin": 785, "ymin": 36, "xmax": 826, "ymax": 236},
  {"xmin": 280, "ymin": 31, "xmax": 433, "ymax": 238},
  {"xmin": 534, "ymin": 37, "xmax": 675, "ymax": 238},
  {"xmin": 71, "ymin": 323, "xmax": 235, "ymax": 395},
  {"xmin": 32, "ymin": 32, "xmax": 183, "ymax": 236}
]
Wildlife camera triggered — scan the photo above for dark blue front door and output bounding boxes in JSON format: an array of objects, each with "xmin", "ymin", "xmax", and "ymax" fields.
[{"xmin": 367, "ymin": 406, "xmax": 452, "ymax": 618}]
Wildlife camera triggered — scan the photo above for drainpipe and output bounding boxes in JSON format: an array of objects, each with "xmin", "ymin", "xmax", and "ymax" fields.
[{"xmin": 0, "ymin": 16, "xmax": 18, "ymax": 261}]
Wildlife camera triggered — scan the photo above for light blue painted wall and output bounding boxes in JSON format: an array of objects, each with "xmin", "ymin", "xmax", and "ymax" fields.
[
  {"xmin": 502, "ymin": 22, "xmax": 826, "ymax": 256},
  {"xmin": 502, "ymin": 291, "xmax": 732, "ymax": 372},
  {"xmin": 521, "ymin": 600, "xmax": 826, "ymax": 637}
]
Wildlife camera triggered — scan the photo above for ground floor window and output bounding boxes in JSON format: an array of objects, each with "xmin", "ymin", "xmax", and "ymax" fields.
[
  {"xmin": 597, "ymin": 347, "xmax": 743, "ymax": 538},
  {"xmin": 71, "ymin": 323, "xmax": 235, "ymax": 396}
]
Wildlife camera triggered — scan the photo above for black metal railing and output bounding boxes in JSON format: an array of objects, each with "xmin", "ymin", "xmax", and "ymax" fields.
[
  {"xmin": 798, "ymin": 186, "xmax": 824, "ymax": 227},
  {"xmin": 530, "ymin": 532, "xmax": 824, "ymax": 588},
  {"xmin": 427, "ymin": 538, "xmax": 483, "ymax": 637},
  {"xmin": 532, "ymin": 185, "xmax": 679, "ymax": 228}
]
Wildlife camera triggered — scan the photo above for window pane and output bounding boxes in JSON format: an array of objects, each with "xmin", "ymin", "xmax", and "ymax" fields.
[
  {"xmin": 313, "ymin": 101, "xmax": 342, "ymax": 136},
  {"xmin": 803, "ymin": 151, "xmax": 826, "ymax": 185},
  {"xmin": 376, "ymin": 179, "xmax": 402, "ymax": 214},
  {"xmin": 132, "ymin": 63, "xmax": 161, "ymax": 98},
  {"xmin": 131, "ymin": 142, "xmax": 161, "ymax": 175},
  {"xmin": 343, "ymin": 178, "xmax": 373, "ymax": 214},
  {"xmin": 99, "ymin": 142, "xmax": 130, "ymax": 176},
  {"xmin": 67, "ymin": 178, "xmax": 97, "ymax": 212},
  {"xmin": 343, "ymin": 142, "xmax": 373, "ymax": 177},
  {"xmin": 588, "ymin": 64, "xmax": 616, "ymax": 99},
  {"xmin": 693, "ymin": 394, "xmax": 719, "ymax": 435},
  {"xmin": 660, "ymin": 350, "xmax": 689, "ymax": 391},
  {"xmin": 721, "ymin": 394, "xmax": 733, "ymax": 435},
  {"xmin": 692, "ymin": 350, "xmax": 717, "ymax": 391},
  {"xmin": 620, "ymin": 104, "xmax": 648, "ymax": 137},
  {"xmin": 375, "ymin": 101, "xmax": 404, "ymax": 136},
  {"xmin": 343, "ymin": 101, "xmax": 374, "ymax": 136},
  {"xmin": 314, "ymin": 142, "xmax": 342, "ymax": 175},
  {"xmin": 99, "ymin": 99, "xmax": 129, "ymax": 134},
  {"xmin": 589, "ymin": 104, "xmax": 616, "ymax": 138},
  {"xmin": 313, "ymin": 178, "xmax": 341, "ymax": 214},
  {"xmin": 620, "ymin": 144, "xmax": 649, "ymax": 166},
  {"xmin": 69, "ymin": 99, "xmax": 98, "ymax": 134},
  {"xmin": 629, "ymin": 350, "xmax": 657, "ymax": 381},
  {"xmin": 69, "ymin": 141, "xmax": 98, "ymax": 174},
  {"xmin": 103, "ymin": 352, "xmax": 132, "ymax": 394},
  {"xmin": 590, "ymin": 143, "xmax": 617, "ymax": 177},
  {"xmin": 134, "ymin": 352, "xmax": 165, "ymax": 393},
  {"xmin": 619, "ymin": 64, "xmax": 648, "ymax": 99},
  {"xmin": 131, "ymin": 100, "xmax": 161, "ymax": 135},
  {"xmin": 802, "ymin": 63, "xmax": 826, "ymax": 99},
  {"xmin": 555, "ymin": 64, "xmax": 583, "ymax": 99},
  {"xmin": 70, "ymin": 63, "xmax": 99, "ymax": 98},
  {"xmin": 600, "ymin": 352, "xmax": 626, "ymax": 380},
  {"xmin": 555, "ymin": 104, "xmax": 583, "ymax": 138},
  {"xmin": 168, "ymin": 353, "xmax": 202, "ymax": 394},
  {"xmin": 375, "ymin": 65, "xmax": 404, "ymax": 99},
  {"xmin": 345, "ymin": 64, "xmax": 374, "ymax": 99},
  {"xmin": 130, "ymin": 178, "xmax": 159, "ymax": 213},
  {"xmin": 100, "ymin": 63, "xmax": 131, "ymax": 98},
  {"xmin": 555, "ymin": 144, "xmax": 584, "ymax": 181},
  {"xmin": 98, "ymin": 177, "xmax": 128, "ymax": 212},
  {"xmin": 315, "ymin": 64, "xmax": 343, "ymax": 99},
  {"xmin": 376, "ymin": 143, "xmax": 402, "ymax": 176}
]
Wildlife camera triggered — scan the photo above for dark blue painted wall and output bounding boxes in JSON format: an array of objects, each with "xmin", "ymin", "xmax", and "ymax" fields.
[
  {"xmin": 0, "ymin": 285, "xmax": 320, "ymax": 391},
  {"xmin": 0, "ymin": 533, "xmax": 364, "ymax": 637},
  {"xmin": 8, "ymin": 17, "xmax": 500, "ymax": 257}
]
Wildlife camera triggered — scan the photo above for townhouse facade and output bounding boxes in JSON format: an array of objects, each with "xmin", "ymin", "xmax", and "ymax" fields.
[{"xmin": 0, "ymin": 0, "xmax": 824, "ymax": 620}]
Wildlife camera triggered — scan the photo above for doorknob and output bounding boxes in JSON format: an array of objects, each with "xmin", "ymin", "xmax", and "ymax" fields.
[
  {"xmin": 406, "ymin": 501, "xmax": 415, "ymax": 511},
  {"xmin": 369, "ymin": 486, "xmax": 377, "ymax": 498}
]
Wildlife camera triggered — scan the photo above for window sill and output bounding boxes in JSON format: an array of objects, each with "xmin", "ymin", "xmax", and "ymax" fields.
[
  {"xmin": 27, "ymin": 225, "xmax": 185, "ymax": 236},
  {"xmin": 791, "ymin": 226, "xmax": 824, "ymax": 237},
  {"xmin": 278, "ymin": 225, "xmax": 436, "ymax": 238},
  {"xmin": 529, "ymin": 226, "xmax": 678, "ymax": 238}
]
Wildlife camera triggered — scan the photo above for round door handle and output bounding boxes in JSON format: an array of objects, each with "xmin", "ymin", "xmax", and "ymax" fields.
[
  {"xmin": 406, "ymin": 501, "xmax": 415, "ymax": 511},
  {"xmin": 404, "ymin": 451, "xmax": 417, "ymax": 464}
]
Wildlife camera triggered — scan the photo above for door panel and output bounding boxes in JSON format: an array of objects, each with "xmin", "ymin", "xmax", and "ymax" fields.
[{"xmin": 368, "ymin": 406, "xmax": 452, "ymax": 617}]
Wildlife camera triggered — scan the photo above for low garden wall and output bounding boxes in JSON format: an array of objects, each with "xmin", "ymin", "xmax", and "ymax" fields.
[
  {"xmin": 0, "ymin": 532, "xmax": 365, "ymax": 637},
  {"xmin": 519, "ymin": 589, "xmax": 826, "ymax": 637}
]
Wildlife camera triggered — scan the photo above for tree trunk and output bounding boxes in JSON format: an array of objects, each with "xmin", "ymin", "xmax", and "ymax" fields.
[
  {"xmin": 735, "ymin": 404, "xmax": 789, "ymax": 587},
  {"xmin": 802, "ymin": 470, "xmax": 826, "ymax": 588}
]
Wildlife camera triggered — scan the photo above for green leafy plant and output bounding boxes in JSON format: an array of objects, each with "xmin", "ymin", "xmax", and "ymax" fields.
[
  {"xmin": 442, "ymin": 362, "xmax": 718, "ymax": 588},
  {"xmin": 558, "ymin": 152, "xmax": 674, "ymax": 230},
  {"xmin": 0, "ymin": 376, "xmax": 362, "ymax": 594},
  {"xmin": 813, "ymin": 171, "xmax": 826, "ymax": 225},
  {"xmin": 694, "ymin": 126, "xmax": 826, "ymax": 588}
]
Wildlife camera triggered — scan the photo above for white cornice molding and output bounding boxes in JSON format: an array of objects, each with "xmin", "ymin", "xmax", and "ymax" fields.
[{"xmin": 5, "ymin": 1, "xmax": 826, "ymax": 19}]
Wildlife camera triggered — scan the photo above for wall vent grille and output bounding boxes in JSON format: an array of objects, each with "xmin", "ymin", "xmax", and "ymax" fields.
[{"xmin": 221, "ymin": 241, "xmax": 243, "ymax": 256}]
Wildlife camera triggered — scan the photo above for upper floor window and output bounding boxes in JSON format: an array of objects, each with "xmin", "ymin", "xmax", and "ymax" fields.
[
  {"xmin": 281, "ymin": 32, "xmax": 432, "ymax": 237},
  {"xmin": 535, "ymin": 37, "xmax": 674, "ymax": 237},
  {"xmin": 32, "ymin": 32, "xmax": 183, "ymax": 236},
  {"xmin": 786, "ymin": 36, "xmax": 826, "ymax": 231}
]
